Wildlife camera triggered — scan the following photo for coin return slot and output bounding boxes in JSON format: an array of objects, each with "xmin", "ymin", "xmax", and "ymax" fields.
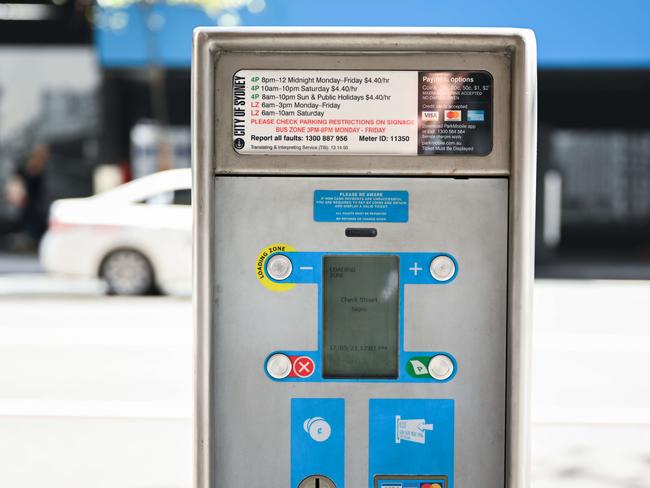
[{"xmin": 345, "ymin": 227, "xmax": 378, "ymax": 238}]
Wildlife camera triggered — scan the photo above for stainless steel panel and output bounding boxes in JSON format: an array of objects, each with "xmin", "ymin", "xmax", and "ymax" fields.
[{"xmin": 212, "ymin": 176, "xmax": 507, "ymax": 488}]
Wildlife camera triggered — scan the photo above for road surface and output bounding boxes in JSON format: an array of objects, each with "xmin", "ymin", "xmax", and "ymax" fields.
[{"xmin": 0, "ymin": 273, "xmax": 648, "ymax": 488}]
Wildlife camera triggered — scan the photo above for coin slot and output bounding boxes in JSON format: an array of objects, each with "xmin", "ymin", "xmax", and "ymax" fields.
[{"xmin": 298, "ymin": 474, "xmax": 336, "ymax": 488}]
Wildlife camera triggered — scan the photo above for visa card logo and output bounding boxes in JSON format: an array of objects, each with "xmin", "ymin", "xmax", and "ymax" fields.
[
  {"xmin": 443, "ymin": 110, "xmax": 462, "ymax": 122},
  {"xmin": 421, "ymin": 111, "xmax": 440, "ymax": 122},
  {"xmin": 467, "ymin": 110, "xmax": 485, "ymax": 122}
]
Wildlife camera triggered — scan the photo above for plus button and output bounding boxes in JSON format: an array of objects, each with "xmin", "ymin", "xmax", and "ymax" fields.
[{"xmin": 409, "ymin": 262, "xmax": 423, "ymax": 276}]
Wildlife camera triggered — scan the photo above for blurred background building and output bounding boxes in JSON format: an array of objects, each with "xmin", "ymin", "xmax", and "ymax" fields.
[{"xmin": 3, "ymin": 0, "xmax": 650, "ymax": 278}]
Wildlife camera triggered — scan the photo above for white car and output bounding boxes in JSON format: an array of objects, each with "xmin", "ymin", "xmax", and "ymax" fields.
[{"xmin": 39, "ymin": 169, "xmax": 192, "ymax": 296}]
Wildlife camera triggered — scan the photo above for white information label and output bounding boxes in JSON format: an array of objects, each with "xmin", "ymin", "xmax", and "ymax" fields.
[
  {"xmin": 233, "ymin": 70, "xmax": 418, "ymax": 155},
  {"xmin": 232, "ymin": 69, "xmax": 493, "ymax": 156}
]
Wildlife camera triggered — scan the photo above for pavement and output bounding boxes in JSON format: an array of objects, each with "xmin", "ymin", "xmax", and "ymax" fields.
[
  {"xmin": 0, "ymin": 294, "xmax": 193, "ymax": 488},
  {"xmin": 0, "ymin": 253, "xmax": 649, "ymax": 488},
  {"xmin": 532, "ymin": 280, "xmax": 650, "ymax": 488}
]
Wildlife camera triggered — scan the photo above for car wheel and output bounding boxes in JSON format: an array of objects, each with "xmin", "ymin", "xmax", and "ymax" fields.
[{"xmin": 101, "ymin": 249, "xmax": 155, "ymax": 296}]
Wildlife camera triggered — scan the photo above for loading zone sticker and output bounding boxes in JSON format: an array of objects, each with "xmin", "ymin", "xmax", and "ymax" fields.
[{"xmin": 232, "ymin": 70, "xmax": 493, "ymax": 156}]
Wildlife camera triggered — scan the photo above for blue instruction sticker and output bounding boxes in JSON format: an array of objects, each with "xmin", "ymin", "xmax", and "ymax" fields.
[
  {"xmin": 314, "ymin": 190, "xmax": 408, "ymax": 223},
  {"xmin": 291, "ymin": 398, "xmax": 344, "ymax": 488},
  {"xmin": 369, "ymin": 399, "xmax": 454, "ymax": 488}
]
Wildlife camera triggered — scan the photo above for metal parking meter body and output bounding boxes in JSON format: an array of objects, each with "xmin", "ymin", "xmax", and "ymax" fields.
[{"xmin": 193, "ymin": 28, "xmax": 536, "ymax": 488}]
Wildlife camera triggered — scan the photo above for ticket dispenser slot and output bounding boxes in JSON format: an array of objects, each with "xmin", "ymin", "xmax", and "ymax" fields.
[{"xmin": 194, "ymin": 28, "xmax": 536, "ymax": 488}]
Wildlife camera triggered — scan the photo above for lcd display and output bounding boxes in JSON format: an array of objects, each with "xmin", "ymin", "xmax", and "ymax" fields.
[{"xmin": 322, "ymin": 255, "xmax": 399, "ymax": 379}]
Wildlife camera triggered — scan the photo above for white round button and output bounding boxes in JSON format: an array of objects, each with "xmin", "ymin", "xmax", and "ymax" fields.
[
  {"xmin": 266, "ymin": 254, "xmax": 292, "ymax": 281},
  {"xmin": 266, "ymin": 353, "xmax": 292, "ymax": 379},
  {"xmin": 428, "ymin": 354, "xmax": 454, "ymax": 380},
  {"xmin": 430, "ymin": 255, "xmax": 455, "ymax": 281}
]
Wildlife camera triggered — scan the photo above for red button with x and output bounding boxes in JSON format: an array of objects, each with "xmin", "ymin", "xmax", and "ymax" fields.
[{"xmin": 291, "ymin": 356, "xmax": 315, "ymax": 378}]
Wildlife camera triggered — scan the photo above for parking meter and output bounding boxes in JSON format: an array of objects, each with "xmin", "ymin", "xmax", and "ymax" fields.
[{"xmin": 193, "ymin": 28, "xmax": 536, "ymax": 488}]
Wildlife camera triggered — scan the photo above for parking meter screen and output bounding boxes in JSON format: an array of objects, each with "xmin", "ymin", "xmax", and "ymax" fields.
[{"xmin": 322, "ymin": 255, "xmax": 399, "ymax": 378}]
